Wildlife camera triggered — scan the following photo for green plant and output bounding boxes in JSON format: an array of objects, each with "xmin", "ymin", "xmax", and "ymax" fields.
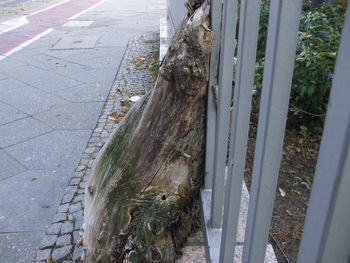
[{"xmin": 255, "ymin": 2, "xmax": 345, "ymax": 132}]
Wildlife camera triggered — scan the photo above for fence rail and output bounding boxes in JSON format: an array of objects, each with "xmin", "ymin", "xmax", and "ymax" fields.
[{"xmin": 167, "ymin": 0, "xmax": 350, "ymax": 262}]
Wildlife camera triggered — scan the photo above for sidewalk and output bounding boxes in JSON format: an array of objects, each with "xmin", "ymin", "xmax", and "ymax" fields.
[{"xmin": 0, "ymin": 0, "xmax": 165, "ymax": 262}]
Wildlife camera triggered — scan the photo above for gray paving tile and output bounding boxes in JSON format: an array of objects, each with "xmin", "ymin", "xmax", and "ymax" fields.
[
  {"xmin": 0, "ymin": 85, "xmax": 68, "ymax": 115},
  {"xmin": 51, "ymin": 35, "xmax": 100, "ymax": 50},
  {"xmin": 13, "ymin": 54, "xmax": 92, "ymax": 76},
  {"xmin": 0, "ymin": 58, "xmax": 28, "ymax": 75},
  {"xmin": 68, "ymin": 67, "xmax": 116, "ymax": 87},
  {"xmin": 6, "ymin": 130, "xmax": 91, "ymax": 169},
  {"xmin": 0, "ymin": 149, "xmax": 27, "ymax": 181},
  {"xmin": 53, "ymin": 83, "xmax": 109, "ymax": 102},
  {"xmin": 0, "ymin": 232, "xmax": 44, "ymax": 263},
  {"xmin": 0, "ymin": 117, "xmax": 52, "ymax": 148},
  {"xmin": 34, "ymin": 102, "xmax": 103, "ymax": 130},
  {"xmin": 0, "ymin": 101, "xmax": 27, "ymax": 126},
  {"xmin": 30, "ymin": 75, "xmax": 81, "ymax": 93},
  {"xmin": 0, "ymin": 169, "xmax": 72, "ymax": 232},
  {"xmin": 0, "ymin": 64, "xmax": 49, "ymax": 80},
  {"xmin": 0, "ymin": 78, "xmax": 27, "ymax": 90},
  {"xmin": 0, "ymin": 72, "xmax": 8, "ymax": 80}
]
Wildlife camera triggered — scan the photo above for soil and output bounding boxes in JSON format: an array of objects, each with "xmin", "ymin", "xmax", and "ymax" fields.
[{"xmin": 244, "ymin": 97, "xmax": 321, "ymax": 262}]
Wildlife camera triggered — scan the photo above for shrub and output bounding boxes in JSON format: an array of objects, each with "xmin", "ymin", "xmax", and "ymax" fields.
[{"xmin": 254, "ymin": 1, "xmax": 345, "ymax": 132}]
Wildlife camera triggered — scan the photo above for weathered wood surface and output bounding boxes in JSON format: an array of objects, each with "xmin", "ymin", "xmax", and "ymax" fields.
[{"xmin": 83, "ymin": 2, "xmax": 212, "ymax": 262}]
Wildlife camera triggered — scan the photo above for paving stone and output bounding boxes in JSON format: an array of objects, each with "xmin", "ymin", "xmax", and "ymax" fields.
[
  {"xmin": 72, "ymin": 194, "xmax": 84, "ymax": 204},
  {"xmin": 73, "ymin": 231, "xmax": 80, "ymax": 244},
  {"xmin": 0, "ymin": 85, "xmax": 68, "ymax": 115},
  {"xmin": 0, "ymin": 170, "xmax": 71, "ymax": 232},
  {"xmin": 73, "ymin": 172, "xmax": 84, "ymax": 178},
  {"xmin": 53, "ymin": 83, "xmax": 108, "ymax": 103},
  {"xmin": 0, "ymin": 101, "xmax": 27, "ymax": 126},
  {"xmin": 0, "ymin": 117, "xmax": 52, "ymax": 148},
  {"xmin": 58, "ymin": 204, "xmax": 70, "ymax": 213},
  {"xmin": 47, "ymin": 223, "xmax": 62, "ymax": 235},
  {"xmin": 73, "ymin": 246, "xmax": 84, "ymax": 262},
  {"xmin": 65, "ymin": 185, "xmax": 78, "ymax": 194},
  {"xmin": 53, "ymin": 213, "xmax": 68, "ymax": 223},
  {"xmin": 51, "ymin": 245, "xmax": 72, "ymax": 262},
  {"xmin": 0, "ymin": 78, "xmax": 25, "ymax": 91},
  {"xmin": 6, "ymin": 130, "xmax": 92, "ymax": 169},
  {"xmin": 61, "ymin": 222, "xmax": 74, "ymax": 234},
  {"xmin": 34, "ymin": 102, "xmax": 104, "ymax": 130},
  {"xmin": 69, "ymin": 178, "xmax": 81, "ymax": 186},
  {"xmin": 0, "ymin": 149, "xmax": 26, "ymax": 181},
  {"xmin": 79, "ymin": 181, "xmax": 87, "ymax": 189},
  {"xmin": 69, "ymin": 202, "xmax": 82, "ymax": 213},
  {"xmin": 36, "ymin": 248, "xmax": 52, "ymax": 262},
  {"xmin": 40, "ymin": 235, "xmax": 57, "ymax": 249},
  {"xmin": 72, "ymin": 211, "xmax": 84, "ymax": 231},
  {"xmin": 52, "ymin": 35, "xmax": 100, "ymax": 50},
  {"xmin": 26, "ymin": 72, "xmax": 81, "ymax": 93},
  {"xmin": 62, "ymin": 193, "xmax": 74, "ymax": 204},
  {"xmin": 56, "ymin": 234, "xmax": 72, "ymax": 247}
]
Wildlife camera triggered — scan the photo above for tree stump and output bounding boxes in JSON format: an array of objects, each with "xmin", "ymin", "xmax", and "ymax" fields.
[{"xmin": 83, "ymin": 1, "xmax": 213, "ymax": 262}]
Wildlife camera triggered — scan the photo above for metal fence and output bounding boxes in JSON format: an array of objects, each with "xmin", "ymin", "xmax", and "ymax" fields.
[{"xmin": 167, "ymin": 0, "xmax": 350, "ymax": 262}]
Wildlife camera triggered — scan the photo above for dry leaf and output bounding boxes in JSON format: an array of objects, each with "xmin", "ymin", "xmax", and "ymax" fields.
[
  {"xmin": 24, "ymin": 157, "xmax": 32, "ymax": 162},
  {"xmin": 121, "ymin": 107, "xmax": 129, "ymax": 113}
]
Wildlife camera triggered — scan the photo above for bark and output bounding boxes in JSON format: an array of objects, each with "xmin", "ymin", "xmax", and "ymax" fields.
[{"xmin": 83, "ymin": 2, "xmax": 213, "ymax": 262}]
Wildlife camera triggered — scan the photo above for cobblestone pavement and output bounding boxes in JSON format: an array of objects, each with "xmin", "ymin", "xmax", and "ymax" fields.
[{"xmin": 36, "ymin": 32, "xmax": 160, "ymax": 263}]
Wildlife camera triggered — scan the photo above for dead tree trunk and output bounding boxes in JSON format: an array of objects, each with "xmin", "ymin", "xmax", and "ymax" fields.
[{"xmin": 83, "ymin": 2, "xmax": 213, "ymax": 262}]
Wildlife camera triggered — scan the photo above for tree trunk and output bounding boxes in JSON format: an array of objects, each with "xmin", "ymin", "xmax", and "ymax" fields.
[{"xmin": 83, "ymin": 2, "xmax": 213, "ymax": 262}]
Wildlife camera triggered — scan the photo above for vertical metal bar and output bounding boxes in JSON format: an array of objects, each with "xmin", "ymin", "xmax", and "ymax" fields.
[
  {"xmin": 219, "ymin": 0, "xmax": 261, "ymax": 260},
  {"xmin": 298, "ymin": 4, "xmax": 350, "ymax": 263},
  {"xmin": 210, "ymin": 0, "xmax": 238, "ymax": 229},
  {"xmin": 242, "ymin": 0, "xmax": 302, "ymax": 261},
  {"xmin": 204, "ymin": 0, "xmax": 222, "ymax": 189}
]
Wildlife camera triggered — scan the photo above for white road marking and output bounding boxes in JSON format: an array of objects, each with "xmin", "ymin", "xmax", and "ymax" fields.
[
  {"xmin": 0, "ymin": 28, "xmax": 54, "ymax": 61},
  {"xmin": 30, "ymin": 0, "xmax": 71, "ymax": 16},
  {"xmin": 68, "ymin": 0, "xmax": 107, "ymax": 20},
  {"xmin": 62, "ymin": 20, "xmax": 95, "ymax": 27},
  {"xmin": 0, "ymin": 17, "xmax": 28, "ymax": 34}
]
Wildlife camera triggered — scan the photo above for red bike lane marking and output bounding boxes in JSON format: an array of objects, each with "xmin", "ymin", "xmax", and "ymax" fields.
[{"xmin": 0, "ymin": 0, "xmax": 103, "ymax": 55}]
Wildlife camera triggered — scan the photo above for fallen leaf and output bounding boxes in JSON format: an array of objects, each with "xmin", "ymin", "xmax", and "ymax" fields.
[
  {"xmin": 120, "ymin": 100, "xmax": 129, "ymax": 106},
  {"xmin": 42, "ymin": 204, "xmax": 49, "ymax": 208},
  {"xmin": 31, "ymin": 177, "xmax": 39, "ymax": 181},
  {"xmin": 24, "ymin": 157, "xmax": 32, "ymax": 162},
  {"xmin": 121, "ymin": 107, "xmax": 129, "ymax": 113}
]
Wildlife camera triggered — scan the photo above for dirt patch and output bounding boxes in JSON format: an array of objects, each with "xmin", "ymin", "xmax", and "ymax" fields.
[{"xmin": 244, "ymin": 98, "xmax": 321, "ymax": 262}]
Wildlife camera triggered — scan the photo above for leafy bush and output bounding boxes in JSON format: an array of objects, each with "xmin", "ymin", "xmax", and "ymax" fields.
[{"xmin": 255, "ymin": 1, "xmax": 345, "ymax": 132}]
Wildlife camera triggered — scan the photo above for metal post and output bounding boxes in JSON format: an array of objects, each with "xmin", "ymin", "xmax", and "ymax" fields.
[
  {"xmin": 242, "ymin": 0, "xmax": 302, "ymax": 261},
  {"xmin": 204, "ymin": 0, "xmax": 222, "ymax": 190},
  {"xmin": 210, "ymin": 0, "xmax": 238, "ymax": 229},
  {"xmin": 297, "ymin": 3, "xmax": 350, "ymax": 262},
  {"xmin": 219, "ymin": 0, "xmax": 261, "ymax": 261}
]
